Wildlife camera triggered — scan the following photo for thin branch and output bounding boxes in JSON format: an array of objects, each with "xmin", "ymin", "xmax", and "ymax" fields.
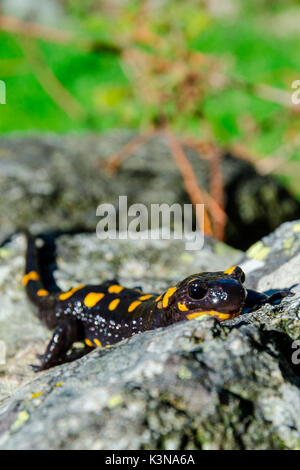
[
  {"xmin": 0, "ymin": 14, "xmax": 74, "ymax": 44},
  {"xmin": 181, "ymin": 138, "xmax": 227, "ymax": 216},
  {"xmin": 183, "ymin": 138, "xmax": 218, "ymax": 160},
  {"xmin": 229, "ymin": 143, "xmax": 262, "ymax": 164},
  {"xmin": 255, "ymin": 133, "xmax": 300, "ymax": 175},
  {"xmin": 207, "ymin": 147, "xmax": 226, "ymax": 241},
  {"xmin": 19, "ymin": 38, "xmax": 86, "ymax": 121},
  {"xmin": 231, "ymin": 136, "xmax": 300, "ymax": 175},
  {"xmin": 255, "ymin": 83, "xmax": 300, "ymax": 110},
  {"xmin": 105, "ymin": 130, "xmax": 158, "ymax": 174},
  {"xmin": 0, "ymin": 14, "xmax": 122, "ymax": 54},
  {"xmin": 228, "ymin": 75, "xmax": 300, "ymax": 111},
  {"xmin": 182, "ymin": 138, "xmax": 227, "ymax": 239},
  {"xmin": 164, "ymin": 131, "xmax": 213, "ymax": 236}
]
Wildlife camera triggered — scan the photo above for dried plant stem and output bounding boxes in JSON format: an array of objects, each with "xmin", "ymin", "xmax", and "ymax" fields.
[
  {"xmin": 0, "ymin": 14, "xmax": 74, "ymax": 44},
  {"xmin": 105, "ymin": 130, "xmax": 157, "ymax": 174},
  {"xmin": 19, "ymin": 38, "xmax": 86, "ymax": 121},
  {"xmin": 182, "ymin": 138, "xmax": 227, "ymax": 236},
  {"xmin": 207, "ymin": 148, "xmax": 226, "ymax": 240},
  {"xmin": 0, "ymin": 14, "xmax": 122, "ymax": 54},
  {"xmin": 164, "ymin": 131, "xmax": 213, "ymax": 236}
]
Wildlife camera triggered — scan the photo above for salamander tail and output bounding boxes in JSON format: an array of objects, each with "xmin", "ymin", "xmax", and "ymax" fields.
[{"xmin": 23, "ymin": 232, "xmax": 49, "ymax": 305}]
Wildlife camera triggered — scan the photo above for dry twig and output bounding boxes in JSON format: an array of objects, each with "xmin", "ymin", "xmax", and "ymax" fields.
[
  {"xmin": 164, "ymin": 131, "xmax": 213, "ymax": 236},
  {"xmin": 105, "ymin": 130, "xmax": 158, "ymax": 174},
  {"xmin": 0, "ymin": 14, "xmax": 122, "ymax": 54},
  {"xmin": 183, "ymin": 138, "xmax": 227, "ymax": 239},
  {"xmin": 19, "ymin": 38, "xmax": 86, "ymax": 121},
  {"xmin": 0, "ymin": 14, "xmax": 74, "ymax": 44}
]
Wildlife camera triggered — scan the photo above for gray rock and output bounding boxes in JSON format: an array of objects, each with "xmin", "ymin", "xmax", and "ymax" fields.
[
  {"xmin": 0, "ymin": 231, "xmax": 240, "ymax": 400},
  {"xmin": 1, "ymin": 132, "xmax": 299, "ymax": 250},
  {"xmin": 0, "ymin": 221, "xmax": 300, "ymax": 449}
]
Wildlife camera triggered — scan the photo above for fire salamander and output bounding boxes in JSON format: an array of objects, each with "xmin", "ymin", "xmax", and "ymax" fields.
[{"xmin": 23, "ymin": 233, "xmax": 293, "ymax": 371}]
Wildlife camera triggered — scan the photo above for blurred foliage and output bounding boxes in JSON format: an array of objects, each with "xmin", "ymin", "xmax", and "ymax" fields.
[{"xmin": 1, "ymin": 0, "xmax": 300, "ymax": 195}]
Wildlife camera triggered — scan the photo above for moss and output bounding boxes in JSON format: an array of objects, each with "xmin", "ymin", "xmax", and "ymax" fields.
[
  {"xmin": 246, "ymin": 241, "xmax": 270, "ymax": 261},
  {"xmin": 282, "ymin": 236, "xmax": 300, "ymax": 256},
  {"xmin": 293, "ymin": 222, "xmax": 300, "ymax": 233},
  {"xmin": 177, "ymin": 365, "xmax": 192, "ymax": 380},
  {"xmin": 107, "ymin": 394, "xmax": 124, "ymax": 408},
  {"xmin": 0, "ymin": 247, "xmax": 12, "ymax": 259},
  {"xmin": 214, "ymin": 242, "xmax": 241, "ymax": 257}
]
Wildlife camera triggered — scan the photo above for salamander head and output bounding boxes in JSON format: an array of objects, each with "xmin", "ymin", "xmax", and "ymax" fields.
[{"xmin": 160, "ymin": 266, "xmax": 246, "ymax": 322}]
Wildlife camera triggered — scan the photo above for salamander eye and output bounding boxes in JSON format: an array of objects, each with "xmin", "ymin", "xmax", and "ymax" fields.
[{"xmin": 188, "ymin": 281, "xmax": 208, "ymax": 300}]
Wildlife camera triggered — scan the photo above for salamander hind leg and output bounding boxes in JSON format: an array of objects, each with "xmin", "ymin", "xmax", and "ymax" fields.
[{"xmin": 31, "ymin": 318, "xmax": 83, "ymax": 372}]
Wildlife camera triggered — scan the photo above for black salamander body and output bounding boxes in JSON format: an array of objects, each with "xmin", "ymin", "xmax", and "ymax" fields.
[{"xmin": 23, "ymin": 234, "xmax": 293, "ymax": 371}]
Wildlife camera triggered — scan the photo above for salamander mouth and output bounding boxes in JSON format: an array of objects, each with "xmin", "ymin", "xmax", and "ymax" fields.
[{"xmin": 186, "ymin": 308, "xmax": 242, "ymax": 321}]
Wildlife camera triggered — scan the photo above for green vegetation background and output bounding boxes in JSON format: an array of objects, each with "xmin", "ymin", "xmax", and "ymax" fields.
[{"xmin": 1, "ymin": 0, "xmax": 300, "ymax": 196}]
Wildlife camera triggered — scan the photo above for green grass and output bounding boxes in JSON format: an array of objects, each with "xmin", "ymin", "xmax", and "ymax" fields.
[{"xmin": 0, "ymin": 0, "xmax": 300, "ymax": 175}]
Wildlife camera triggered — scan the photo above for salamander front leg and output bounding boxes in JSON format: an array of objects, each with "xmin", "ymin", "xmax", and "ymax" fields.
[
  {"xmin": 266, "ymin": 288, "xmax": 295, "ymax": 304},
  {"xmin": 244, "ymin": 287, "xmax": 295, "ymax": 313},
  {"xmin": 31, "ymin": 318, "xmax": 82, "ymax": 372}
]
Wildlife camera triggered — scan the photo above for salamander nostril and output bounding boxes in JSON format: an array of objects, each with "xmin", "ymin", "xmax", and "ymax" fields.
[{"xmin": 188, "ymin": 281, "xmax": 208, "ymax": 300}]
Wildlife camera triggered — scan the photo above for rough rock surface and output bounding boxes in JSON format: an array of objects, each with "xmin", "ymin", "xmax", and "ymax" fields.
[
  {"xmin": 0, "ymin": 132, "xmax": 299, "ymax": 250},
  {"xmin": 0, "ymin": 221, "xmax": 300, "ymax": 450},
  {"xmin": 0, "ymin": 231, "xmax": 240, "ymax": 399}
]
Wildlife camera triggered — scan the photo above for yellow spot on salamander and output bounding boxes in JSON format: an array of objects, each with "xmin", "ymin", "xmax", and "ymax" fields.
[
  {"xmin": 108, "ymin": 298, "xmax": 120, "ymax": 311},
  {"xmin": 157, "ymin": 301, "xmax": 163, "ymax": 309},
  {"xmin": 31, "ymin": 391, "xmax": 43, "ymax": 399},
  {"xmin": 178, "ymin": 302, "xmax": 189, "ymax": 312},
  {"xmin": 108, "ymin": 285, "xmax": 124, "ymax": 294},
  {"xmin": 84, "ymin": 292, "xmax": 104, "ymax": 307},
  {"xmin": 224, "ymin": 266, "xmax": 236, "ymax": 275},
  {"xmin": 155, "ymin": 295, "xmax": 162, "ymax": 302},
  {"xmin": 22, "ymin": 271, "xmax": 39, "ymax": 286},
  {"xmin": 187, "ymin": 278, "xmax": 197, "ymax": 284},
  {"xmin": 59, "ymin": 285, "xmax": 85, "ymax": 301},
  {"xmin": 139, "ymin": 294, "xmax": 153, "ymax": 301},
  {"xmin": 162, "ymin": 287, "xmax": 177, "ymax": 308},
  {"xmin": 84, "ymin": 339, "xmax": 94, "ymax": 347},
  {"xmin": 128, "ymin": 300, "xmax": 142, "ymax": 312},
  {"xmin": 187, "ymin": 311, "xmax": 215, "ymax": 320},
  {"xmin": 187, "ymin": 310, "xmax": 233, "ymax": 321},
  {"xmin": 37, "ymin": 289, "xmax": 49, "ymax": 297},
  {"xmin": 94, "ymin": 339, "xmax": 102, "ymax": 347}
]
